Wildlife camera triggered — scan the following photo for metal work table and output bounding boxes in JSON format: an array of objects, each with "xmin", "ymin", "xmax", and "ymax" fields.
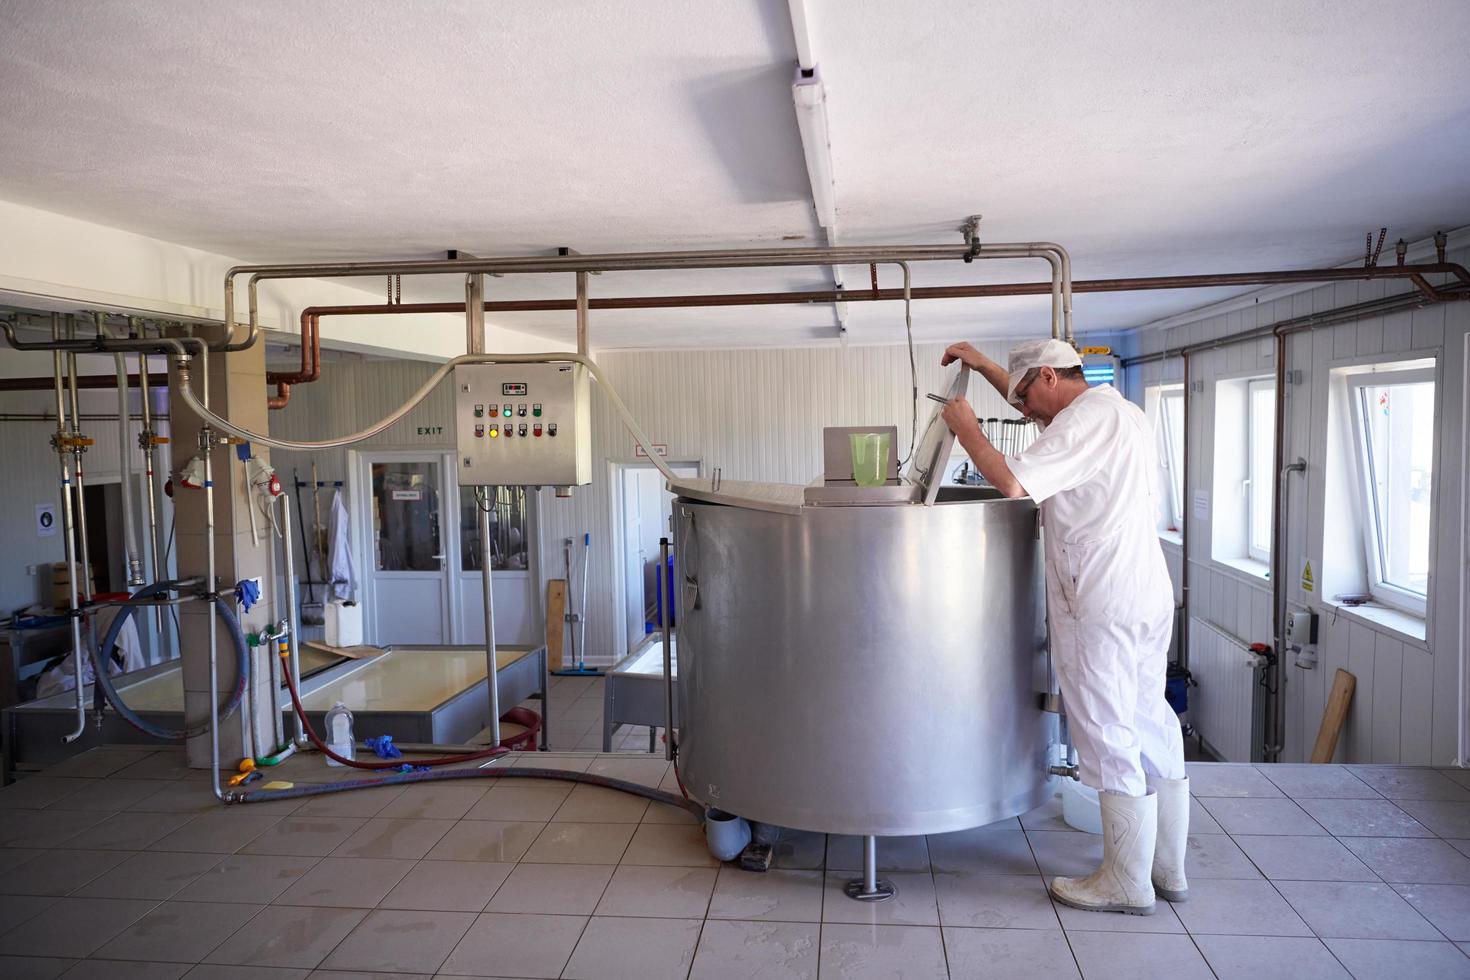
[{"xmin": 602, "ymin": 635, "xmax": 683, "ymax": 752}]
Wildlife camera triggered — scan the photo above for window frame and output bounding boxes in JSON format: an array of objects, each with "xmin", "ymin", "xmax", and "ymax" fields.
[
  {"xmin": 1245, "ymin": 377, "xmax": 1276, "ymax": 564},
  {"xmin": 1345, "ymin": 366, "xmax": 1436, "ymax": 617},
  {"xmin": 1153, "ymin": 385, "xmax": 1185, "ymax": 533}
]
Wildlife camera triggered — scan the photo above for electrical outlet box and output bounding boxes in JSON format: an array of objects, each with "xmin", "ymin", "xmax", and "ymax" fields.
[
  {"xmin": 1286, "ymin": 609, "xmax": 1318, "ymax": 645},
  {"xmin": 454, "ymin": 362, "xmax": 591, "ymax": 488}
]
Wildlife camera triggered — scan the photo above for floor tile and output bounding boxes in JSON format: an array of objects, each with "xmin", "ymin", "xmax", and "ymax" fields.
[
  {"xmin": 0, "ymin": 847, "xmax": 44, "ymax": 874},
  {"xmin": 1025, "ymin": 830, "xmax": 1102, "ymax": 877},
  {"xmin": 926, "ymin": 828, "xmax": 1038, "ymax": 875},
  {"xmin": 462, "ymin": 783, "xmax": 572, "ymax": 822},
  {"xmin": 438, "ymin": 912, "xmax": 586, "ymax": 978},
  {"xmin": 1296, "ymin": 798, "xmax": 1434, "ymax": 837},
  {"xmin": 1394, "ymin": 799, "xmax": 1470, "ymax": 838},
  {"xmin": 0, "ymin": 778, "xmax": 91, "ymax": 810},
  {"xmin": 423, "ymin": 820, "xmax": 543, "ymax": 863},
  {"xmin": 551, "ymin": 784, "xmax": 650, "ymax": 823},
  {"xmin": 1064, "ymin": 931, "xmax": 1214, "ymax": 980},
  {"xmin": 826, "ymin": 835, "xmax": 930, "ymax": 872},
  {"xmin": 374, "ymin": 784, "xmax": 488, "ymax": 821},
  {"xmin": 0, "ymin": 896, "xmax": 156, "ymax": 956},
  {"xmin": 92, "ymin": 899, "xmax": 262, "ymax": 962},
  {"xmin": 1323, "ymin": 937, "xmax": 1470, "ymax": 979},
  {"xmin": 240, "ymin": 817, "xmax": 366, "ymax": 857},
  {"xmin": 1187, "ymin": 796, "xmax": 1226, "ymax": 834},
  {"xmin": 149, "ymin": 812, "xmax": 282, "ymax": 854},
  {"xmin": 943, "ymin": 926, "xmax": 1080, "ymax": 979},
  {"xmin": 609, "ymin": 822, "xmax": 708, "ymax": 866},
  {"xmin": 562, "ymin": 914, "xmax": 701, "ymax": 980},
  {"xmin": 594, "ymin": 865, "xmax": 717, "ymax": 918},
  {"xmin": 932, "ymin": 872, "xmax": 1059, "ymax": 930},
  {"xmin": 46, "ymin": 778, "xmax": 178, "ymax": 812},
  {"xmin": 378, "ymin": 860, "xmax": 512, "ymax": 912},
  {"xmin": 0, "ymin": 849, "xmax": 130, "ymax": 896},
  {"xmin": 74, "ymin": 851, "xmax": 224, "ymax": 901},
  {"xmin": 1193, "ymin": 934, "xmax": 1350, "ymax": 979},
  {"xmin": 0, "ymin": 895, "xmax": 61, "ymax": 935},
  {"xmin": 329, "ymin": 818, "xmax": 455, "ymax": 860},
  {"xmin": 0, "ymin": 809, "xmax": 108, "ymax": 848},
  {"xmin": 1276, "ymin": 880, "xmax": 1441, "ymax": 940},
  {"xmin": 642, "ymin": 800, "xmax": 704, "ymax": 825},
  {"xmin": 818, "ymin": 923, "xmax": 949, "ymax": 980},
  {"xmin": 176, "ymin": 854, "xmax": 321, "ymax": 904},
  {"xmin": 1180, "ymin": 833, "xmax": 1261, "ymax": 879},
  {"xmin": 1392, "ymin": 883, "xmax": 1470, "ymax": 941},
  {"xmin": 1231, "ymin": 835, "xmax": 1377, "ymax": 881},
  {"xmin": 128, "ymin": 781, "xmax": 237, "ymax": 815},
  {"xmin": 274, "ymin": 857, "xmax": 417, "ymax": 908},
  {"xmin": 1170, "ymin": 878, "xmax": 1313, "ymax": 936},
  {"xmin": 291, "ymin": 785, "xmax": 405, "ymax": 819},
  {"xmin": 1342, "ymin": 837, "xmax": 1470, "ymax": 884},
  {"xmin": 485, "ymin": 862, "xmax": 614, "ymax": 915},
  {"xmin": 707, "ymin": 868, "xmax": 824, "ymax": 923},
  {"xmin": 822, "ymin": 871, "xmax": 940, "ymax": 926},
  {"xmin": 504, "ymin": 754, "xmax": 592, "ymax": 774},
  {"xmin": 60, "ymin": 960, "xmax": 191, "ymax": 979},
  {"xmin": 1350, "ymin": 767, "xmax": 1470, "ymax": 801},
  {"xmin": 202, "ymin": 905, "xmax": 367, "ymax": 969},
  {"xmin": 183, "ymin": 966, "xmax": 311, "ymax": 979},
  {"xmin": 585, "ymin": 757, "xmax": 671, "ymax": 788},
  {"xmin": 60, "ymin": 810, "xmax": 196, "ymax": 851},
  {"xmin": 111, "ymin": 752, "xmax": 193, "ymax": 781},
  {"xmin": 1187, "ymin": 764, "xmax": 1284, "ymax": 798},
  {"xmin": 318, "ymin": 909, "xmax": 476, "ymax": 974},
  {"xmin": 1198, "ymin": 797, "xmax": 1327, "ymax": 835},
  {"xmin": 689, "ymin": 918, "xmax": 819, "ymax": 980},
  {"xmin": 0, "ymin": 955, "xmax": 74, "ymax": 980},
  {"xmin": 1258, "ymin": 765, "xmax": 1379, "ymax": 800},
  {"xmin": 44, "ymin": 748, "xmax": 155, "ymax": 780}
]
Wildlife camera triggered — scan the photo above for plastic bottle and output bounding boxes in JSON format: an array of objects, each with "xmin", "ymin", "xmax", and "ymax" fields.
[{"xmin": 323, "ymin": 701, "xmax": 355, "ymax": 767}]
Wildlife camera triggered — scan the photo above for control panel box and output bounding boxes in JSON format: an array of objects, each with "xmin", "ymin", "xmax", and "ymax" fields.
[{"xmin": 454, "ymin": 362, "xmax": 592, "ymax": 487}]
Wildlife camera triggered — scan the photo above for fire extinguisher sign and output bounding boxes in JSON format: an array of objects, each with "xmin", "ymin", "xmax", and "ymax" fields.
[{"xmin": 36, "ymin": 503, "xmax": 57, "ymax": 538}]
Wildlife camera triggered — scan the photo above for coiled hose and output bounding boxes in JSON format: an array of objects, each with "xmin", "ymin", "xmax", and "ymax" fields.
[{"xmin": 93, "ymin": 581, "xmax": 249, "ymax": 740}]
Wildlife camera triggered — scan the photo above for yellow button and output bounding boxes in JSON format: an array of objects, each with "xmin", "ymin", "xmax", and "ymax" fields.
[{"xmin": 489, "ymin": 427, "xmax": 499, "ymax": 438}]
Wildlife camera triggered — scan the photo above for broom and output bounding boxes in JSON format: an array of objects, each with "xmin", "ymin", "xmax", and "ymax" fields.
[{"xmin": 294, "ymin": 469, "xmax": 326, "ymax": 626}]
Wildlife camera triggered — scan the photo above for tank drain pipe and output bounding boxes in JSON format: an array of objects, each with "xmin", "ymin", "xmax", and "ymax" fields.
[
  {"xmin": 844, "ymin": 836, "xmax": 897, "ymax": 902},
  {"xmin": 66, "ymin": 316, "xmax": 104, "ymax": 731},
  {"xmin": 110, "ymin": 340, "xmax": 144, "ymax": 587}
]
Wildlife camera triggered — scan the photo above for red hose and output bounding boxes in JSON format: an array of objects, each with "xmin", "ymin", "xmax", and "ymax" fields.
[{"xmin": 282, "ymin": 652, "xmax": 511, "ymax": 770}]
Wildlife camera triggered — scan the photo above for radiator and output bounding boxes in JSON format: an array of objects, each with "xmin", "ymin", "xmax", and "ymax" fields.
[{"xmin": 1188, "ymin": 617, "xmax": 1267, "ymax": 763}]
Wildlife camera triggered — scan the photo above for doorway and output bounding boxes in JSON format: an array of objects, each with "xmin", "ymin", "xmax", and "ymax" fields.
[{"xmin": 611, "ymin": 460, "xmax": 698, "ymax": 662}]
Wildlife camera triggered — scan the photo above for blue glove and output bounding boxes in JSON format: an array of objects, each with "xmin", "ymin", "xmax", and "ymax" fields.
[
  {"xmin": 365, "ymin": 735, "xmax": 402, "ymax": 759},
  {"xmin": 234, "ymin": 579, "xmax": 261, "ymax": 613}
]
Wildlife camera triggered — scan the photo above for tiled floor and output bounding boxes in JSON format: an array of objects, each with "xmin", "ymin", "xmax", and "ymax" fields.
[{"xmin": 0, "ymin": 678, "xmax": 1467, "ymax": 978}]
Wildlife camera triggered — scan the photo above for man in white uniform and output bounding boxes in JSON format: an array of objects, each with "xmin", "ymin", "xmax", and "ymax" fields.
[{"xmin": 940, "ymin": 338, "xmax": 1188, "ymax": 916}]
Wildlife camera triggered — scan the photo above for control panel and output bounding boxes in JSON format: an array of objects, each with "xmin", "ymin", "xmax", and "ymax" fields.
[{"xmin": 454, "ymin": 362, "xmax": 591, "ymax": 487}]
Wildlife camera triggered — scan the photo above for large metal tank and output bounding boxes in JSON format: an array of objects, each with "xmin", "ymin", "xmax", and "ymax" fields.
[{"xmin": 674, "ymin": 488, "xmax": 1052, "ymax": 836}]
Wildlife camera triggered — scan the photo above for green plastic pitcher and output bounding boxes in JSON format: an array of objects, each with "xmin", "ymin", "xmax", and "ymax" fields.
[{"xmin": 849, "ymin": 431, "xmax": 891, "ymax": 487}]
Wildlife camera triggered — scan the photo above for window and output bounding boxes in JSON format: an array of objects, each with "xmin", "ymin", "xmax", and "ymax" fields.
[
  {"xmin": 1347, "ymin": 368, "xmax": 1435, "ymax": 615},
  {"xmin": 460, "ymin": 485, "xmax": 531, "ymax": 572},
  {"xmin": 1149, "ymin": 385, "xmax": 1185, "ymax": 533},
  {"xmin": 1246, "ymin": 379, "xmax": 1276, "ymax": 562}
]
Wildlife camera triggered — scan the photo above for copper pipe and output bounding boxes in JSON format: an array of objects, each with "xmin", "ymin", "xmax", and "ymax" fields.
[{"xmin": 266, "ymin": 310, "xmax": 322, "ymax": 409}]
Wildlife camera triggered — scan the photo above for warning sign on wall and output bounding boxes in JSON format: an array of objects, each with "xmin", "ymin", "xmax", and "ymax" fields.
[
  {"xmin": 1301, "ymin": 560, "xmax": 1315, "ymax": 593},
  {"xmin": 36, "ymin": 503, "xmax": 56, "ymax": 538}
]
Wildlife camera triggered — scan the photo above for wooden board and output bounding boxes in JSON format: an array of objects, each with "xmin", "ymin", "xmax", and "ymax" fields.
[
  {"xmin": 304, "ymin": 640, "xmax": 382, "ymax": 661},
  {"xmin": 1311, "ymin": 668, "xmax": 1356, "ymax": 763},
  {"xmin": 546, "ymin": 579, "xmax": 567, "ymax": 669}
]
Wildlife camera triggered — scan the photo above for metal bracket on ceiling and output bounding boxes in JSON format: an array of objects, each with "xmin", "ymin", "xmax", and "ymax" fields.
[
  {"xmin": 959, "ymin": 214, "xmax": 983, "ymax": 262},
  {"xmin": 447, "ymin": 249, "xmax": 503, "ymax": 277},
  {"xmin": 556, "ymin": 247, "xmax": 602, "ymax": 275}
]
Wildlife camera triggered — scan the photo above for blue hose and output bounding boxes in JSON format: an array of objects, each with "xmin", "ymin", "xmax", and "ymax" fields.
[{"xmin": 92, "ymin": 580, "xmax": 250, "ymax": 740}]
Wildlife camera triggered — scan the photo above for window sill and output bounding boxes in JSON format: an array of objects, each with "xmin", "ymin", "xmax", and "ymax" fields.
[
  {"xmin": 1213, "ymin": 556, "xmax": 1271, "ymax": 582},
  {"xmin": 1158, "ymin": 530, "xmax": 1183, "ymax": 548},
  {"xmin": 1319, "ymin": 599, "xmax": 1428, "ymax": 646}
]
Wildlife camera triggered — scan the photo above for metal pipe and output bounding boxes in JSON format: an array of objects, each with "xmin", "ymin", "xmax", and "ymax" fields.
[
  {"xmin": 205, "ymin": 437, "xmax": 225, "ymax": 802},
  {"xmin": 137, "ymin": 337, "xmax": 165, "ymax": 656},
  {"xmin": 1179, "ymin": 351, "xmax": 1191, "ymax": 675},
  {"xmin": 660, "ymin": 537, "xmax": 673, "ymax": 761},
  {"xmin": 576, "ymin": 271, "xmax": 589, "ymax": 356},
  {"xmin": 113, "ymin": 349, "xmax": 143, "ymax": 586},
  {"xmin": 67, "ymin": 319, "xmax": 102, "ymax": 726},
  {"xmin": 52, "ymin": 316, "xmax": 87, "ymax": 743},
  {"xmin": 479, "ymin": 492, "xmax": 501, "ymax": 746},
  {"xmin": 281, "ymin": 494, "xmax": 305, "ymax": 747}
]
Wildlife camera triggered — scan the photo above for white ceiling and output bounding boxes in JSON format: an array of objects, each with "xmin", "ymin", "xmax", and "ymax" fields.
[{"xmin": 2, "ymin": 0, "xmax": 1468, "ymax": 350}]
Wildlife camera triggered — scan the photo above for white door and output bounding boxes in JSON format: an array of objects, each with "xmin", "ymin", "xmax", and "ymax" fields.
[
  {"xmin": 358, "ymin": 452, "xmax": 453, "ymax": 645},
  {"xmin": 612, "ymin": 461, "xmax": 699, "ymax": 660},
  {"xmin": 622, "ymin": 468, "xmax": 646, "ymax": 654},
  {"xmin": 455, "ymin": 484, "xmax": 540, "ymax": 646}
]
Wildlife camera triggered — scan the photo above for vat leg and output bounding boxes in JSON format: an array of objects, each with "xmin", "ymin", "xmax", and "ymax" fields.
[{"xmin": 844, "ymin": 835, "xmax": 897, "ymax": 902}]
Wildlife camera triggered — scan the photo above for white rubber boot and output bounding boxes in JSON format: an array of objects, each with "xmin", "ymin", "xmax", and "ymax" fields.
[
  {"xmin": 1149, "ymin": 775, "xmax": 1190, "ymax": 902},
  {"xmin": 1049, "ymin": 790, "xmax": 1157, "ymax": 915}
]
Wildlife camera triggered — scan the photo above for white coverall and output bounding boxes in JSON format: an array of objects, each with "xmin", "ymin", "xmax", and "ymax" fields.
[{"xmin": 1007, "ymin": 384, "xmax": 1184, "ymax": 797}]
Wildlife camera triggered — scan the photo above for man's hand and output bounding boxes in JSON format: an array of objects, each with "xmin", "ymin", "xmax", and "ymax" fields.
[
  {"xmin": 941, "ymin": 395, "xmax": 981, "ymax": 443},
  {"xmin": 941, "ymin": 341, "xmax": 984, "ymax": 369}
]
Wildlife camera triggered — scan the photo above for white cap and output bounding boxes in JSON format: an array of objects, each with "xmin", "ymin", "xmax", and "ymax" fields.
[{"xmin": 1006, "ymin": 339, "xmax": 1082, "ymax": 405}]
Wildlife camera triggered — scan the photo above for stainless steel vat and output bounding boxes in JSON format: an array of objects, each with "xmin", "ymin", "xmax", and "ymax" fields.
[{"xmin": 674, "ymin": 487, "xmax": 1054, "ymax": 837}]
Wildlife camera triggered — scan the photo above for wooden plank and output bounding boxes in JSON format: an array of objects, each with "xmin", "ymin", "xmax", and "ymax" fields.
[
  {"xmin": 1311, "ymin": 668, "xmax": 1357, "ymax": 764},
  {"xmin": 545, "ymin": 578, "xmax": 567, "ymax": 669}
]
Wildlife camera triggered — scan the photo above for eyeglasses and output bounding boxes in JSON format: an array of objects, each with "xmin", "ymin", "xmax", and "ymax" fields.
[{"xmin": 1013, "ymin": 372, "xmax": 1040, "ymax": 404}]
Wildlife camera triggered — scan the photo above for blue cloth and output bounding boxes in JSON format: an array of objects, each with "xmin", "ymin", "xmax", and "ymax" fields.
[
  {"xmin": 234, "ymin": 579, "xmax": 261, "ymax": 613},
  {"xmin": 365, "ymin": 735, "xmax": 402, "ymax": 759}
]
